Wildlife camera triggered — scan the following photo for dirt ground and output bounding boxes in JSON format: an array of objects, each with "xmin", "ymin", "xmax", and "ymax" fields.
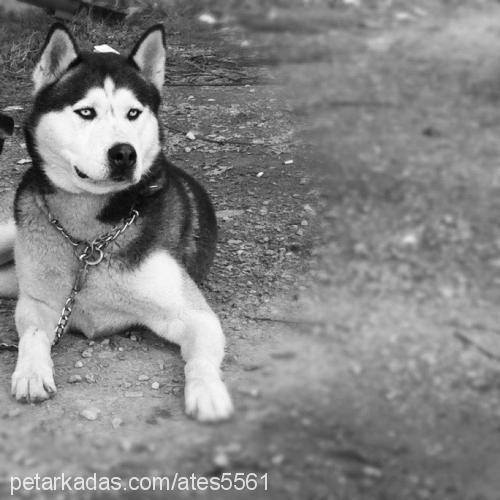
[{"xmin": 3, "ymin": 0, "xmax": 500, "ymax": 498}]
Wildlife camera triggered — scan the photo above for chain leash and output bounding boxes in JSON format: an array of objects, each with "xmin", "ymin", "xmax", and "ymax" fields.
[{"xmin": 0, "ymin": 201, "xmax": 139, "ymax": 351}]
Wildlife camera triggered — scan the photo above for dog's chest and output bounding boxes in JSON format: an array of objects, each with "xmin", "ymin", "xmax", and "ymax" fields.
[{"xmin": 15, "ymin": 199, "xmax": 156, "ymax": 337}]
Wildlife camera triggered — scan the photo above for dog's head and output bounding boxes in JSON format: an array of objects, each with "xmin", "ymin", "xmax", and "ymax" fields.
[{"xmin": 26, "ymin": 24, "xmax": 166, "ymax": 195}]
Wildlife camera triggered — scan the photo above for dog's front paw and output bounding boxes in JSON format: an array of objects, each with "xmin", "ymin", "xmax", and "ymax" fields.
[
  {"xmin": 11, "ymin": 361, "xmax": 56, "ymax": 403},
  {"xmin": 185, "ymin": 377, "xmax": 233, "ymax": 422}
]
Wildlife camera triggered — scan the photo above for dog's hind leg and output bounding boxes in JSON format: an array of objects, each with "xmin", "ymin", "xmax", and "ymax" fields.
[
  {"xmin": 0, "ymin": 264, "xmax": 18, "ymax": 297},
  {"xmin": 0, "ymin": 220, "xmax": 16, "ymax": 266},
  {"xmin": 0, "ymin": 220, "xmax": 18, "ymax": 297}
]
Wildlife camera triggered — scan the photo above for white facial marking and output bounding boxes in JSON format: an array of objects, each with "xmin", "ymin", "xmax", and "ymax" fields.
[{"xmin": 35, "ymin": 77, "xmax": 161, "ymax": 195}]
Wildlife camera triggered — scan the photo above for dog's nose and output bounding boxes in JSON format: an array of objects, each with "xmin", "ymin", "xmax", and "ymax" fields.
[{"xmin": 108, "ymin": 143, "xmax": 137, "ymax": 181}]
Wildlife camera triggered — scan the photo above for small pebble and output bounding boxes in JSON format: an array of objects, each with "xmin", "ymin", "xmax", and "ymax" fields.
[
  {"xmin": 124, "ymin": 391, "xmax": 143, "ymax": 398},
  {"xmin": 111, "ymin": 417, "xmax": 123, "ymax": 429},
  {"xmin": 138, "ymin": 374, "xmax": 150, "ymax": 381},
  {"xmin": 4, "ymin": 408, "xmax": 21, "ymax": 418},
  {"xmin": 239, "ymin": 387, "xmax": 261, "ymax": 398},
  {"xmin": 74, "ymin": 361, "xmax": 84, "ymax": 368},
  {"xmin": 243, "ymin": 364, "xmax": 262, "ymax": 372},
  {"xmin": 120, "ymin": 439, "xmax": 133, "ymax": 452},
  {"xmin": 271, "ymin": 351, "xmax": 296, "ymax": 360},
  {"xmin": 85, "ymin": 374, "xmax": 96, "ymax": 383},
  {"xmin": 80, "ymin": 408, "xmax": 100, "ymax": 421},
  {"xmin": 213, "ymin": 451, "xmax": 230, "ymax": 469},
  {"xmin": 3, "ymin": 105, "xmax": 23, "ymax": 111},
  {"xmin": 68, "ymin": 374, "xmax": 83, "ymax": 384},
  {"xmin": 363, "ymin": 466, "xmax": 383, "ymax": 478},
  {"xmin": 303, "ymin": 204, "xmax": 315, "ymax": 215},
  {"xmin": 301, "ymin": 417, "xmax": 312, "ymax": 427},
  {"xmin": 350, "ymin": 362, "xmax": 363, "ymax": 375},
  {"xmin": 81, "ymin": 349, "xmax": 93, "ymax": 358},
  {"xmin": 101, "ymin": 338, "xmax": 110, "ymax": 346},
  {"xmin": 151, "ymin": 382, "xmax": 160, "ymax": 390},
  {"xmin": 220, "ymin": 442, "xmax": 242, "ymax": 454}
]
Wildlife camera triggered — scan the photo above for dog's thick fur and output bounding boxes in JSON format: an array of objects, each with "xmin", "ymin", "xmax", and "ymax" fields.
[{"xmin": 0, "ymin": 24, "xmax": 233, "ymax": 422}]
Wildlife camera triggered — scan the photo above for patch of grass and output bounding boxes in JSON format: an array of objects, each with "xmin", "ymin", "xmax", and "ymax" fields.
[
  {"xmin": 0, "ymin": 30, "xmax": 42, "ymax": 76},
  {"xmin": 0, "ymin": 7, "xmax": 168, "ymax": 85},
  {"xmin": 0, "ymin": 10, "xmax": 52, "ymax": 78},
  {"xmin": 0, "ymin": 0, "xmax": 257, "ymax": 107}
]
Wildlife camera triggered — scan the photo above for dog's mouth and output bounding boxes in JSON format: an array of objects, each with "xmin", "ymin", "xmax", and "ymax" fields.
[
  {"xmin": 74, "ymin": 166, "xmax": 89, "ymax": 179},
  {"xmin": 73, "ymin": 166, "xmax": 132, "ymax": 186}
]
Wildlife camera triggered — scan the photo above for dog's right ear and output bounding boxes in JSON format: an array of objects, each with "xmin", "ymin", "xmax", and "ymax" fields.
[
  {"xmin": 129, "ymin": 25, "xmax": 166, "ymax": 93},
  {"xmin": 33, "ymin": 24, "xmax": 79, "ymax": 94}
]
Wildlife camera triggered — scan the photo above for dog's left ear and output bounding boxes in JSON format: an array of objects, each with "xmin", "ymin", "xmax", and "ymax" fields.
[{"xmin": 129, "ymin": 25, "xmax": 166, "ymax": 93}]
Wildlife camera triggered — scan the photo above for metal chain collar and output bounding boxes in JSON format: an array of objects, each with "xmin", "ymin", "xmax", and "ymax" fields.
[
  {"xmin": 0, "ymin": 199, "xmax": 139, "ymax": 351},
  {"xmin": 49, "ymin": 205, "xmax": 139, "ymax": 346}
]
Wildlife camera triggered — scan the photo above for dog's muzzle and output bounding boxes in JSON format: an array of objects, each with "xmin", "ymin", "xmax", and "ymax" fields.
[{"xmin": 108, "ymin": 143, "xmax": 137, "ymax": 182}]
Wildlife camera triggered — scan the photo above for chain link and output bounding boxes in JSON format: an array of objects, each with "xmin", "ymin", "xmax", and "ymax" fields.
[
  {"xmin": 53, "ymin": 262, "xmax": 88, "ymax": 345},
  {"xmin": 0, "ymin": 342, "xmax": 18, "ymax": 351},
  {"xmin": 49, "ymin": 208, "xmax": 139, "ymax": 256}
]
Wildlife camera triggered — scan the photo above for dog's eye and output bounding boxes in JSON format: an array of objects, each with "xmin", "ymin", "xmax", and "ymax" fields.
[
  {"xmin": 74, "ymin": 108, "xmax": 96, "ymax": 120},
  {"xmin": 127, "ymin": 109, "xmax": 142, "ymax": 121}
]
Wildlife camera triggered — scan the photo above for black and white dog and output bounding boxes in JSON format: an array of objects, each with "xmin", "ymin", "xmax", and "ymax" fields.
[{"xmin": 0, "ymin": 24, "xmax": 233, "ymax": 422}]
